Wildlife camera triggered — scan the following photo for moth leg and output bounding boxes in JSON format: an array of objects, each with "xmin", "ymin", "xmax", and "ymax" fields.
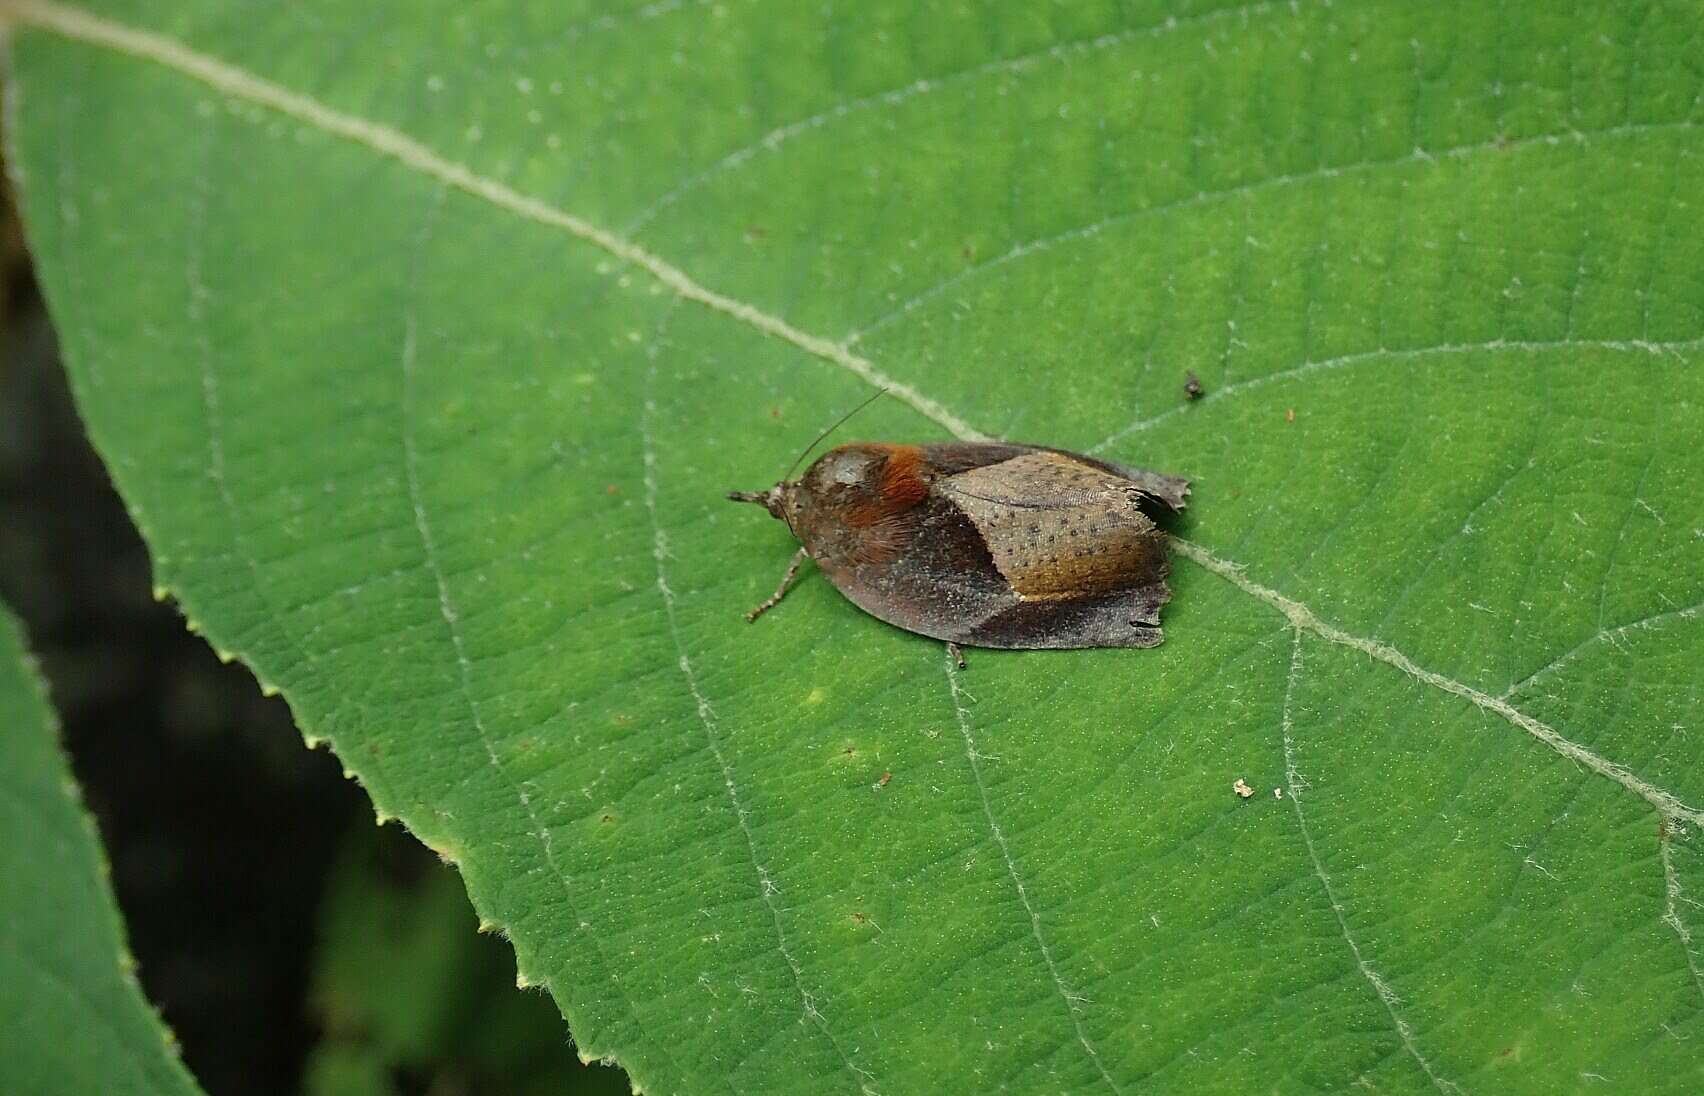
[
  {"xmin": 945, "ymin": 641, "xmax": 966, "ymax": 670},
  {"xmin": 746, "ymin": 547, "xmax": 809, "ymax": 623}
]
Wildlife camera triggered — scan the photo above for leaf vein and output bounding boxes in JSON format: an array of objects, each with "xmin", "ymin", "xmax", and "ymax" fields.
[
  {"xmin": 1660, "ymin": 828, "xmax": 1704, "ymax": 1006},
  {"xmin": 622, "ymin": 0, "xmax": 1296, "ymax": 234},
  {"xmin": 1092, "ymin": 336, "xmax": 1704, "ymax": 453},
  {"xmin": 943, "ymin": 650, "xmax": 1124, "ymax": 1094},
  {"xmin": 184, "ymin": 112, "xmax": 320, "ymax": 683},
  {"xmin": 641, "ymin": 345, "xmax": 877, "ymax": 1094},
  {"xmin": 1280, "ymin": 629, "xmax": 1464, "ymax": 1095},
  {"xmin": 3, "ymin": 0, "xmax": 985, "ymax": 442},
  {"xmin": 1173, "ymin": 538, "xmax": 1704, "ymax": 828},
  {"xmin": 399, "ymin": 308, "xmax": 669, "ymax": 1077},
  {"xmin": 846, "ymin": 121, "xmax": 1701, "ymax": 348},
  {"xmin": 1502, "ymin": 599, "xmax": 1704, "ymax": 701}
]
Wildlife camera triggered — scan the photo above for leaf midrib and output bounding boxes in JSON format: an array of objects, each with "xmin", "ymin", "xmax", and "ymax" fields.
[{"xmin": 9, "ymin": 0, "xmax": 1697, "ymax": 841}]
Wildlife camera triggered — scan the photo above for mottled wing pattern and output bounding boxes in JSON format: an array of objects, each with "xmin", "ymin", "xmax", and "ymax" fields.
[
  {"xmin": 938, "ymin": 451, "xmax": 1169, "ymax": 603},
  {"xmin": 1063, "ymin": 451, "xmax": 1191, "ymax": 512},
  {"xmin": 921, "ymin": 442, "xmax": 1190, "ymax": 511}
]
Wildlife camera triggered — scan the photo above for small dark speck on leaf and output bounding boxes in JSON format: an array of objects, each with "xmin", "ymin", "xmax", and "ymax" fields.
[
  {"xmin": 745, "ymin": 225, "xmax": 768, "ymax": 240},
  {"xmin": 1184, "ymin": 370, "xmax": 1204, "ymax": 399},
  {"xmin": 606, "ymin": 483, "xmax": 619, "ymax": 495}
]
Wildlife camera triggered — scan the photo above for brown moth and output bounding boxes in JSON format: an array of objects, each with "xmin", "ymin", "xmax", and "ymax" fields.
[{"xmin": 728, "ymin": 442, "xmax": 1189, "ymax": 660}]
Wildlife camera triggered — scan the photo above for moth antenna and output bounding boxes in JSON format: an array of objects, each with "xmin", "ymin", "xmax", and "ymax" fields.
[{"xmin": 784, "ymin": 389, "xmax": 888, "ymax": 481}]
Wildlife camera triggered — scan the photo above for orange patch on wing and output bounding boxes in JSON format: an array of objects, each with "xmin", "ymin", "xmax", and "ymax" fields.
[
  {"xmin": 878, "ymin": 445, "xmax": 929, "ymax": 507},
  {"xmin": 848, "ymin": 445, "xmax": 928, "ymax": 527},
  {"xmin": 840, "ymin": 446, "xmax": 928, "ymax": 564}
]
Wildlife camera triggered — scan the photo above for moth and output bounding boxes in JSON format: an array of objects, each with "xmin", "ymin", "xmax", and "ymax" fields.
[{"xmin": 729, "ymin": 441, "xmax": 1189, "ymax": 660}]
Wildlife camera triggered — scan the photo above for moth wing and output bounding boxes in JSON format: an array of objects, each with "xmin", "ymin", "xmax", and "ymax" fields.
[
  {"xmin": 920, "ymin": 442, "xmax": 1189, "ymax": 511},
  {"xmin": 1070, "ymin": 453, "xmax": 1190, "ymax": 512},
  {"xmin": 917, "ymin": 442, "xmax": 1045, "ymax": 476},
  {"xmin": 964, "ymin": 584, "xmax": 1171, "ymax": 649},
  {"xmin": 812, "ymin": 489, "xmax": 1017, "ymax": 643},
  {"xmin": 927, "ymin": 451, "xmax": 1174, "ymax": 647}
]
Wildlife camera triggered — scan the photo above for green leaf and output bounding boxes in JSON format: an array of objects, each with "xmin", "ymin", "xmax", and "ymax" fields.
[
  {"xmin": 0, "ymin": 605, "xmax": 205, "ymax": 1096},
  {"xmin": 7, "ymin": 1, "xmax": 1704, "ymax": 1092}
]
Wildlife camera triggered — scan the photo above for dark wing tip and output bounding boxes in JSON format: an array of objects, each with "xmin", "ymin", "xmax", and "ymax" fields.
[{"xmin": 1134, "ymin": 474, "xmax": 1189, "ymax": 513}]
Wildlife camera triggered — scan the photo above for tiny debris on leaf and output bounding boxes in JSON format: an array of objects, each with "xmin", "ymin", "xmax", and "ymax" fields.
[
  {"xmin": 1183, "ymin": 370, "xmax": 1204, "ymax": 399},
  {"xmin": 877, "ymin": 771, "xmax": 892, "ymax": 789},
  {"xmin": 1285, "ymin": 408, "xmax": 1296, "ymax": 423},
  {"xmin": 1233, "ymin": 778, "xmax": 1254, "ymax": 799},
  {"xmin": 1274, "ymin": 787, "xmax": 1283, "ymax": 799}
]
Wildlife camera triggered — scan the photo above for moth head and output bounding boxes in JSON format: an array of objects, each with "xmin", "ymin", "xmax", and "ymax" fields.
[
  {"xmin": 726, "ymin": 391, "xmax": 892, "ymax": 542},
  {"xmin": 726, "ymin": 481, "xmax": 804, "ymax": 538},
  {"xmin": 726, "ymin": 445, "xmax": 897, "ymax": 547}
]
